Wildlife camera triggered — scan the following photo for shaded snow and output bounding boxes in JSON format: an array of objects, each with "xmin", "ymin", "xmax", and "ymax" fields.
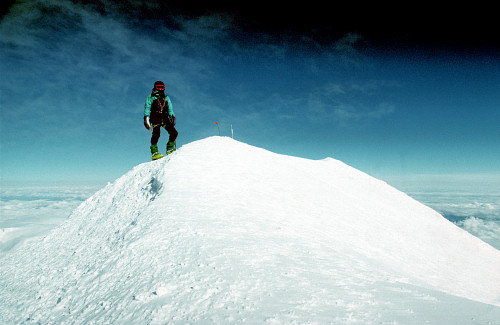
[{"xmin": 1, "ymin": 137, "xmax": 499, "ymax": 324}]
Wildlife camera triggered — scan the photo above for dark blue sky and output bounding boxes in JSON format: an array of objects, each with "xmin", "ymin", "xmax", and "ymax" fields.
[{"xmin": 1, "ymin": 0, "xmax": 499, "ymax": 182}]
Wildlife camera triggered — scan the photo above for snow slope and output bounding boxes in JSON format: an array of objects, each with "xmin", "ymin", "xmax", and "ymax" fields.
[{"xmin": 1, "ymin": 136, "xmax": 499, "ymax": 324}]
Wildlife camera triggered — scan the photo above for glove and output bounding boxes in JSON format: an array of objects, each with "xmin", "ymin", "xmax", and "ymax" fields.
[
  {"xmin": 144, "ymin": 116, "xmax": 151, "ymax": 130},
  {"xmin": 170, "ymin": 115, "xmax": 176, "ymax": 126}
]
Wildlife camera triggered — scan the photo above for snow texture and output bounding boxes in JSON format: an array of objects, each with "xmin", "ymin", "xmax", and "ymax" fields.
[{"xmin": 1, "ymin": 137, "xmax": 499, "ymax": 324}]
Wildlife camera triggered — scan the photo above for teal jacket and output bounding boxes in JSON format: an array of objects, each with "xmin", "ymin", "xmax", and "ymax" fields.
[{"xmin": 144, "ymin": 92, "xmax": 174, "ymax": 117}]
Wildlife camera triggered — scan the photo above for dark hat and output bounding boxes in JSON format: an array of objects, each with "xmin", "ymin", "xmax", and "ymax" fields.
[{"xmin": 154, "ymin": 81, "xmax": 165, "ymax": 91}]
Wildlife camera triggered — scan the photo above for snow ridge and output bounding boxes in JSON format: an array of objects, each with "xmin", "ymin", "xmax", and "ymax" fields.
[{"xmin": 1, "ymin": 136, "xmax": 499, "ymax": 324}]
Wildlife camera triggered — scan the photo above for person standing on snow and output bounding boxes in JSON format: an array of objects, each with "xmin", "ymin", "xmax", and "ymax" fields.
[{"xmin": 144, "ymin": 81, "xmax": 178, "ymax": 160}]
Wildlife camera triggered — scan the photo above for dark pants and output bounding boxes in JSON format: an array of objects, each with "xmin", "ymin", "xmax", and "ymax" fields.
[{"xmin": 151, "ymin": 115, "xmax": 178, "ymax": 145}]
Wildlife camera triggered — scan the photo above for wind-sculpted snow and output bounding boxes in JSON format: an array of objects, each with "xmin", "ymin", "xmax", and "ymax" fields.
[{"xmin": 1, "ymin": 137, "xmax": 499, "ymax": 324}]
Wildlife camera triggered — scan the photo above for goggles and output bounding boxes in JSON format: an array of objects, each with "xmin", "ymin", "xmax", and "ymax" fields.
[{"xmin": 155, "ymin": 84, "xmax": 165, "ymax": 91}]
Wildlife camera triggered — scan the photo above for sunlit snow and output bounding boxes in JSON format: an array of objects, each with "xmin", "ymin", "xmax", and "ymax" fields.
[{"xmin": 1, "ymin": 137, "xmax": 499, "ymax": 324}]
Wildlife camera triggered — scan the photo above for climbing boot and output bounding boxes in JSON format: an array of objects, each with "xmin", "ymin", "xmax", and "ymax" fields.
[
  {"xmin": 166, "ymin": 141, "xmax": 176, "ymax": 155},
  {"xmin": 150, "ymin": 144, "xmax": 163, "ymax": 160}
]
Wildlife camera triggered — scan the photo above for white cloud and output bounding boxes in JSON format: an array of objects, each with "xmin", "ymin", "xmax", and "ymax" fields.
[
  {"xmin": 456, "ymin": 217, "xmax": 500, "ymax": 250},
  {"xmin": 302, "ymin": 81, "xmax": 397, "ymax": 123},
  {"xmin": 0, "ymin": 183, "xmax": 101, "ymax": 252},
  {"xmin": 333, "ymin": 32, "xmax": 363, "ymax": 55},
  {"xmin": 385, "ymin": 174, "xmax": 500, "ymax": 250},
  {"xmin": 175, "ymin": 13, "xmax": 234, "ymax": 42}
]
